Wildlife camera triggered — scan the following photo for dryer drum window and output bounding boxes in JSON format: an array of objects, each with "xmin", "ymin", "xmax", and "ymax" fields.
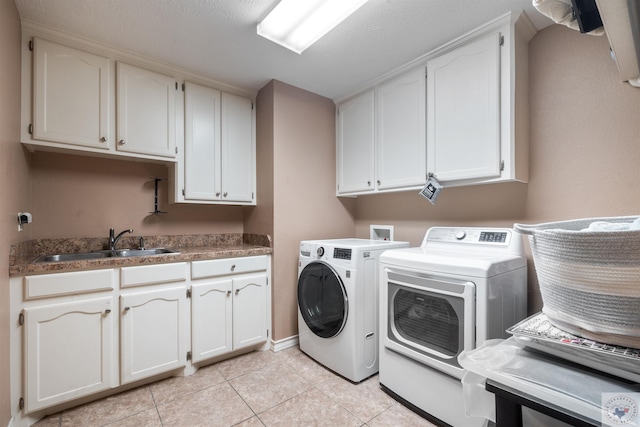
[
  {"xmin": 393, "ymin": 289, "xmax": 460, "ymax": 357},
  {"xmin": 298, "ymin": 262, "xmax": 348, "ymax": 338}
]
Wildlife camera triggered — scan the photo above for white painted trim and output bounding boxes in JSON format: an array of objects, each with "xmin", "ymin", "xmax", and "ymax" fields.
[
  {"xmin": 7, "ymin": 417, "xmax": 14, "ymax": 427},
  {"xmin": 270, "ymin": 335, "xmax": 299, "ymax": 352}
]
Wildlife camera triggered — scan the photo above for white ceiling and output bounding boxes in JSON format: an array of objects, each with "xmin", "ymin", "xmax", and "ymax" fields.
[{"xmin": 13, "ymin": 0, "xmax": 553, "ymax": 100}]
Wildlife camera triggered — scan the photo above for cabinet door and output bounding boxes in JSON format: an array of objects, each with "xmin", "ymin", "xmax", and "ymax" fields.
[
  {"xmin": 116, "ymin": 62, "xmax": 176, "ymax": 158},
  {"xmin": 23, "ymin": 297, "xmax": 115, "ymax": 413},
  {"xmin": 221, "ymin": 93, "xmax": 255, "ymax": 203},
  {"xmin": 32, "ymin": 38, "xmax": 111, "ymax": 149},
  {"xmin": 336, "ymin": 90, "xmax": 375, "ymax": 194},
  {"xmin": 232, "ymin": 274, "xmax": 268, "ymax": 350},
  {"xmin": 184, "ymin": 82, "xmax": 222, "ymax": 201},
  {"xmin": 120, "ymin": 287, "xmax": 186, "ymax": 384},
  {"xmin": 427, "ymin": 33, "xmax": 501, "ymax": 182},
  {"xmin": 376, "ymin": 68, "xmax": 426, "ymax": 190},
  {"xmin": 191, "ymin": 279, "xmax": 233, "ymax": 363}
]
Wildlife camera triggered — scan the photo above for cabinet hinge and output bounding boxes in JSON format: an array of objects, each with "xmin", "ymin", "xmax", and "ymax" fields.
[
  {"xmin": 28, "ymin": 39, "xmax": 34, "ymax": 51},
  {"xmin": 182, "ymin": 188, "xmax": 185, "ymax": 196},
  {"xmin": 500, "ymin": 160, "xmax": 505, "ymax": 171},
  {"xmin": 186, "ymin": 351, "xmax": 192, "ymax": 361},
  {"xmin": 182, "ymin": 83, "xmax": 185, "ymax": 92},
  {"xmin": 251, "ymin": 102, "xmax": 254, "ymax": 111},
  {"xmin": 28, "ymin": 124, "xmax": 33, "ymax": 134},
  {"xmin": 186, "ymin": 289, "xmax": 191, "ymax": 299},
  {"xmin": 499, "ymin": 34, "xmax": 504, "ymax": 46},
  {"xmin": 175, "ymin": 146, "xmax": 178, "ymax": 154},
  {"xmin": 267, "ymin": 329, "xmax": 269, "ymax": 338},
  {"xmin": 175, "ymin": 82, "xmax": 178, "ymax": 90},
  {"xmin": 18, "ymin": 312, "xmax": 24, "ymax": 326},
  {"xmin": 19, "ymin": 397, "xmax": 24, "ymax": 410}
]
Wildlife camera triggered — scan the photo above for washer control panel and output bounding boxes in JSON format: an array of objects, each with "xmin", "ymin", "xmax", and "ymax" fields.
[{"xmin": 333, "ymin": 248, "xmax": 352, "ymax": 260}]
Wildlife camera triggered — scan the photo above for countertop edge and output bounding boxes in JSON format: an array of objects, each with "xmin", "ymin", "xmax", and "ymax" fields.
[{"xmin": 9, "ymin": 234, "xmax": 273, "ymax": 277}]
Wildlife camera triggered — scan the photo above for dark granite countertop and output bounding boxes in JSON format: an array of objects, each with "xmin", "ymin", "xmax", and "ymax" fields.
[{"xmin": 9, "ymin": 233, "xmax": 272, "ymax": 277}]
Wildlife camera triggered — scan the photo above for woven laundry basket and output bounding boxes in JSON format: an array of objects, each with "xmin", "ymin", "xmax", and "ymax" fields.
[{"xmin": 514, "ymin": 216, "xmax": 640, "ymax": 349}]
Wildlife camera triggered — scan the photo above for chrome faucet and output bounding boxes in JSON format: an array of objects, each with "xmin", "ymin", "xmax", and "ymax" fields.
[{"xmin": 109, "ymin": 228, "xmax": 133, "ymax": 251}]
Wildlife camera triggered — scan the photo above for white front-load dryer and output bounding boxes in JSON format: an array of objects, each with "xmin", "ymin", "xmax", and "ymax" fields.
[{"xmin": 297, "ymin": 238, "xmax": 409, "ymax": 382}]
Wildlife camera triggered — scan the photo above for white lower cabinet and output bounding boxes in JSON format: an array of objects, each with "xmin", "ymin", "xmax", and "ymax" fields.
[
  {"xmin": 11, "ymin": 256, "xmax": 270, "ymax": 423},
  {"xmin": 120, "ymin": 286, "xmax": 187, "ymax": 384},
  {"xmin": 191, "ymin": 279, "xmax": 233, "ymax": 361},
  {"xmin": 232, "ymin": 274, "xmax": 268, "ymax": 350},
  {"xmin": 23, "ymin": 297, "xmax": 116, "ymax": 413},
  {"xmin": 191, "ymin": 256, "xmax": 269, "ymax": 364}
]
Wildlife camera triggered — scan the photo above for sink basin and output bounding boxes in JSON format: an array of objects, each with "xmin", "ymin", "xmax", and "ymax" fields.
[
  {"xmin": 110, "ymin": 248, "xmax": 178, "ymax": 257},
  {"xmin": 34, "ymin": 248, "xmax": 179, "ymax": 263},
  {"xmin": 34, "ymin": 252, "xmax": 112, "ymax": 263}
]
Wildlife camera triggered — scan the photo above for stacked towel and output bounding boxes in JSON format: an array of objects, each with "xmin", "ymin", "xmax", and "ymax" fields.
[{"xmin": 582, "ymin": 217, "xmax": 640, "ymax": 231}]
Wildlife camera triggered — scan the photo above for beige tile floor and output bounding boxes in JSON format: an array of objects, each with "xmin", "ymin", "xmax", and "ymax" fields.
[{"xmin": 32, "ymin": 346, "xmax": 438, "ymax": 427}]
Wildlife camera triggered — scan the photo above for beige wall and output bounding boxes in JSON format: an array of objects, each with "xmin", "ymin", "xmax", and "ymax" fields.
[
  {"xmin": 0, "ymin": 0, "xmax": 30, "ymax": 423},
  {"xmin": 257, "ymin": 81, "xmax": 356, "ymax": 341},
  {"xmin": 354, "ymin": 24, "xmax": 640, "ymax": 314},
  {"xmin": 30, "ymin": 152, "xmax": 245, "ymax": 238}
]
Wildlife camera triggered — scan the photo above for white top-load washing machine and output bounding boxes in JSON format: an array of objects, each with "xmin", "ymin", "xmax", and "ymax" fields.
[
  {"xmin": 298, "ymin": 238, "xmax": 409, "ymax": 382},
  {"xmin": 378, "ymin": 227, "xmax": 527, "ymax": 427}
]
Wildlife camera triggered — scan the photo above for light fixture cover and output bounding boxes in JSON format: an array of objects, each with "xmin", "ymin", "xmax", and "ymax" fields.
[{"xmin": 257, "ymin": 0, "xmax": 370, "ymax": 54}]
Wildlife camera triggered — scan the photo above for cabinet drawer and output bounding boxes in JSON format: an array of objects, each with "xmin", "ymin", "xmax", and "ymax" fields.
[
  {"xmin": 192, "ymin": 256, "xmax": 267, "ymax": 279},
  {"xmin": 25, "ymin": 269, "xmax": 115, "ymax": 300},
  {"xmin": 121, "ymin": 263, "xmax": 187, "ymax": 288}
]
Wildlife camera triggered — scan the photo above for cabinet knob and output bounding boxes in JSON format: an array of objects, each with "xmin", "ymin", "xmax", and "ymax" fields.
[
  {"xmin": 235, "ymin": 289, "xmax": 239, "ymax": 295},
  {"xmin": 124, "ymin": 306, "xmax": 130, "ymax": 312},
  {"xmin": 223, "ymin": 192, "xmax": 228, "ymax": 197},
  {"xmin": 118, "ymin": 139, "xmax": 126, "ymax": 145},
  {"xmin": 105, "ymin": 309, "xmax": 111, "ymax": 314},
  {"xmin": 216, "ymin": 192, "xmax": 221, "ymax": 197},
  {"xmin": 231, "ymin": 265, "xmax": 236, "ymax": 271},
  {"xmin": 367, "ymin": 181, "xmax": 371, "ymax": 186},
  {"xmin": 377, "ymin": 180, "xmax": 381, "ymax": 185},
  {"xmin": 226, "ymin": 290, "xmax": 231, "ymax": 296},
  {"xmin": 100, "ymin": 137, "xmax": 107, "ymax": 142}
]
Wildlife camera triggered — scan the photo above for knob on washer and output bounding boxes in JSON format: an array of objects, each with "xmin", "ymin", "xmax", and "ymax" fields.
[
  {"xmin": 455, "ymin": 231, "xmax": 466, "ymax": 240},
  {"xmin": 317, "ymin": 247, "xmax": 325, "ymax": 257}
]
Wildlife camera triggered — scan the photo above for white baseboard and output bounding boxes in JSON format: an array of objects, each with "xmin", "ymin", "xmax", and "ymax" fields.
[
  {"xmin": 7, "ymin": 417, "xmax": 14, "ymax": 427},
  {"xmin": 270, "ymin": 335, "xmax": 299, "ymax": 352}
]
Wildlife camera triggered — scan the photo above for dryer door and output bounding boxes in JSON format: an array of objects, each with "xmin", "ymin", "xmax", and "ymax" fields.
[{"xmin": 298, "ymin": 262, "xmax": 348, "ymax": 338}]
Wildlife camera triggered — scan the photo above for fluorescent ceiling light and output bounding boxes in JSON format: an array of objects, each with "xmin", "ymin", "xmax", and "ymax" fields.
[{"xmin": 257, "ymin": 0, "xmax": 370, "ymax": 54}]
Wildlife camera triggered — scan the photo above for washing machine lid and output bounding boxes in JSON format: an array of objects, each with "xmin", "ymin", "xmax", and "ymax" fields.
[{"xmin": 301, "ymin": 238, "xmax": 410, "ymax": 250}]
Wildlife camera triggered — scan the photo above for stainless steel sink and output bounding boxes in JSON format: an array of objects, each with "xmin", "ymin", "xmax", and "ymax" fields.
[
  {"xmin": 109, "ymin": 248, "xmax": 178, "ymax": 257},
  {"xmin": 34, "ymin": 248, "xmax": 179, "ymax": 263},
  {"xmin": 34, "ymin": 252, "xmax": 113, "ymax": 262}
]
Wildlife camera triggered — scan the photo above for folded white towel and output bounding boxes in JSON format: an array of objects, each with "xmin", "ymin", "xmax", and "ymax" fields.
[
  {"xmin": 581, "ymin": 218, "xmax": 640, "ymax": 231},
  {"xmin": 532, "ymin": 0, "xmax": 604, "ymax": 36}
]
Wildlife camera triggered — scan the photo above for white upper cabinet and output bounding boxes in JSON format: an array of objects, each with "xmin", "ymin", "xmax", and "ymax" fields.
[
  {"xmin": 336, "ymin": 68, "xmax": 426, "ymax": 196},
  {"xmin": 427, "ymin": 32, "xmax": 501, "ymax": 182},
  {"xmin": 32, "ymin": 38, "xmax": 111, "ymax": 150},
  {"xmin": 183, "ymin": 81, "xmax": 222, "ymax": 200},
  {"xmin": 116, "ymin": 62, "xmax": 177, "ymax": 158},
  {"xmin": 174, "ymin": 81, "xmax": 256, "ymax": 206},
  {"xmin": 376, "ymin": 68, "xmax": 426, "ymax": 191},
  {"xmin": 221, "ymin": 92, "xmax": 255, "ymax": 203},
  {"xmin": 21, "ymin": 24, "xmax": 255, "ymax": 173},
  {"xmin": 335, "ymin": 12, "xmax": 535, "ymax": 195},
  {"xmin": 336, "ymin": 90, "xmax": 375, "ymax": 194}
]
